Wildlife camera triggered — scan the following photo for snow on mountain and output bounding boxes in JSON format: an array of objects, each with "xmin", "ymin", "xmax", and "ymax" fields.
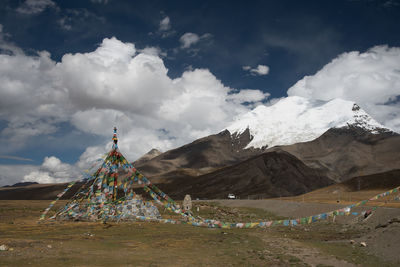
[{"xmin": 226, "ymin": 96, "xmax": 392, "ymax": 149}]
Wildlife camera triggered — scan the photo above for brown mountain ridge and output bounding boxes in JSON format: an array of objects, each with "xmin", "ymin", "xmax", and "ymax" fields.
[
  {"xmin": 269, "ymin": 127, "xmax": 400, "ymax": 182},
  {"xmin": 1, "ymin": 126, "xmax": 399, "ymax": 200},
  {"xmin": 154, "ymin": 151, "xmax": 334, "ymax": 200}
]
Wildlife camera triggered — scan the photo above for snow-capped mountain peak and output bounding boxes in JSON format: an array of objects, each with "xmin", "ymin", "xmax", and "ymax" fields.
[{"xmin": 225, "ymin": 96, "xmax": 392, "ymax": 149}]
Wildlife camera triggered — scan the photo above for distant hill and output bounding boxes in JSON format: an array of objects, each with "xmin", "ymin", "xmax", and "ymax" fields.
[
  {"xmin": 288, "ymin": 169, "xmax": 400, "ymax": 204},
  {"xmin": 2, "ymin": 182, "xmax": 38, "ymax": 187},
  {"xmin": 337, "ymin": 169, "xmax": 400, "ymax": 191},
  {"xmin": 0, "ymin": 182, "xmax": 83, "ymax": 200}
]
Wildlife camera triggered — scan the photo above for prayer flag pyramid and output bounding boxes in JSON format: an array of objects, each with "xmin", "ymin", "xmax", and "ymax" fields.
[{"xmin": 40, "ymin": 127, "xmax": 187, "ymax": 222}]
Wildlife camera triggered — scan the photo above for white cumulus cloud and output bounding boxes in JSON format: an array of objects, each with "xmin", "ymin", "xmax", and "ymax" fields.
[
  {"xmin": 0, "ymin": 164, "xmax": 38, "ymax": 186},
  {"xmin": 288, "ymin": 45, "xmax": 400, "ymax": 132},
  {"xmin": 22, "ymin": 156, "xmax": 80, "ymax": 184},
  {"xmin": 0, "ymin": 32, "xmax": 270, "ymax": 184},
  {"xmin": 243, "ymin": 64, "xmax": 270, "ymax": 76}
]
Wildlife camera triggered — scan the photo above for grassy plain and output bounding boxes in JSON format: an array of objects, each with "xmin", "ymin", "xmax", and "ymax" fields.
[{"xmin": 0, "ymin": 200, "xmax": 397, "ymax": 266}]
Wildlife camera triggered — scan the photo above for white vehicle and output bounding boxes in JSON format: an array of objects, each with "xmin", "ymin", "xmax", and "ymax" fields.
[{"xmin": 227, "ymin": 193, "xmax": 236, "ymax": 199}]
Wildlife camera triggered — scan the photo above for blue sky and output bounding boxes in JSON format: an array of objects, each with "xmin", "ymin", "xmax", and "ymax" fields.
[{"xmin": 0, "ymin": 0, "xmax": 399, "ymax": 185}]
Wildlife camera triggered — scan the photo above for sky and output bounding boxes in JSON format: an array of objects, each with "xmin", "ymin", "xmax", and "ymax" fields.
[{"xmin": 0, "ymin": 0, "xmax": 399, "ymax": 186}]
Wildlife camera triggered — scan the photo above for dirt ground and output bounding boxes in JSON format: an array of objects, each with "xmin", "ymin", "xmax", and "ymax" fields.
[{"xmin": 0, "ymin": 198, "xmax": 399, "ymax": 266}]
